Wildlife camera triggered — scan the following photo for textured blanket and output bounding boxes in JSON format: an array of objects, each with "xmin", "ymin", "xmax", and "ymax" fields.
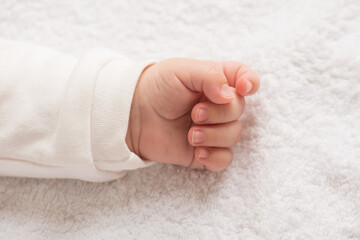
[{"xmin": 1, "ymin": 0, "xmax": 359, "ymax": 239}]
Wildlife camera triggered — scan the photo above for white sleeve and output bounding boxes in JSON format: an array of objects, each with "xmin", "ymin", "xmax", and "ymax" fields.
[{"xmin": 0, "ymin": 39, "xmax": 154, "ymax": 182}]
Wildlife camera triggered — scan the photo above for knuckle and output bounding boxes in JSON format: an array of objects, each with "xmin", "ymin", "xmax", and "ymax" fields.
[
  {"xmin": 207, "ymin": 61, "xmax": 221, "ymax": 73},
  {"xmin": 227, "ymin": 152, "xmax": 233, "ymax": 166},
  {"xmin": 237, "ymin": 122, "xmax": 243, "ymax": 140},
  {"xmin": 219, "ymin": 150, "xmax": 233, "ymax": 171},
  {"xmin": 231, "ymin": 138, "xmax": 238, "ymax": 147},
  {"xmin": 239, "ymin": 97, "xmax": 246, "ymax": 116},
  {"xmin": 233, "ymin": 121, "xmax": 242, "ymax": 144},
  {"xmin": 233, "ymin": 97, "xmax": 245, "ymax": 119},
  {"xmin": 224, "ymin": 151, "xmax": 233, "ymax": 163},
  {"xmin": 229, "ymin": 133, "xmax": 237, "ymax": 147},
  {"xmin": 206, "ymin": 62, "xmax": 223, "ymax": 81}
]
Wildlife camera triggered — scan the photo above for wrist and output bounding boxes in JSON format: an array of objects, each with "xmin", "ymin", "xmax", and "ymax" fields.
[
  {"xmin": 125, "ymin": 76, "xmax": 142, "ymax": 158},
  {"xmin": 125, "ymin": 63, "xmax": 154, "ymax": 158}
]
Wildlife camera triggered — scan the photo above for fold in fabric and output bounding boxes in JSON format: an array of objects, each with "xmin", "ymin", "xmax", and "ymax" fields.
[{"xmin": 0, "ymin": 40, "xmax": 154, "ymax": 182}]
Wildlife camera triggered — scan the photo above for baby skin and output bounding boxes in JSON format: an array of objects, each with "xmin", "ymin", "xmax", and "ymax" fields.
[{"xmin": 126, "ymin": 58, "xmax": 260, "ymax": 171}]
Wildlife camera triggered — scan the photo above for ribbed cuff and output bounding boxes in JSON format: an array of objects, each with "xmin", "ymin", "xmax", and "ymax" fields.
[{"xmin": 90, "ymin": 57, "xmax": 155, "ymax": 171}]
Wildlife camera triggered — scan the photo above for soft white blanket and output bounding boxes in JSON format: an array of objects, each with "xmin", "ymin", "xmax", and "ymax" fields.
[{"xmin": 1, "ymin": 0, "xmax": 359, "ymax": 239}]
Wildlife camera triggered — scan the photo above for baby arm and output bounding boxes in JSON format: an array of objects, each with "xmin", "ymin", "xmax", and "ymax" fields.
[{"xmin": 0, "ymin": 40, "xmax": 260, "ymax": 182}]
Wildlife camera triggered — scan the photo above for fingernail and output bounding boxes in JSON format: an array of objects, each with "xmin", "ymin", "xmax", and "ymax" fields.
[
  {"xmin": 192, "ymin": 130, "xmax": 206, "ymax": 144},
  {"xmin": 246, "ymin": 81, "xmax": 253, "ymax": 94},
  {"xmin": 196, "ymin": 108, "xmax": 208, "ymax": 122},
  {"xmin": 220, "ymin": 84, "xmax": 235, "ymax": 98},
  {"xmin": 199, "ymin": 148, "xmax": 210, "ymax": 159}
]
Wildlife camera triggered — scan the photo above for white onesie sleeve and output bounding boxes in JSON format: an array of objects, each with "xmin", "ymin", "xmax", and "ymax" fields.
[{"xmin": 0, "ymin": 40, "xmax": 154, "ymax": 182}]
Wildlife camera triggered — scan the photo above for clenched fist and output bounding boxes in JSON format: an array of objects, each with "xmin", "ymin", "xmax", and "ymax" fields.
[{"xmin": 126, "ymin": 58, "xmax": 260, "ymax": 171}]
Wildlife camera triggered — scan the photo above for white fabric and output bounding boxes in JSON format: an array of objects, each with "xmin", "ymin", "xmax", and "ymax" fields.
[
  {"xmin": 0, "ymin": 40, "xmax": 153, "ymax": 182},
  {"xmin": 0, "ymin": 0, "xmax": 360, "ymax": 239}
]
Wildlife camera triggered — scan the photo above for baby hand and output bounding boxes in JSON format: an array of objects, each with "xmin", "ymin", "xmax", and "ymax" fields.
[{"xmin": 126, "ymin": 58, "xmax": 260, "ymax": 171}]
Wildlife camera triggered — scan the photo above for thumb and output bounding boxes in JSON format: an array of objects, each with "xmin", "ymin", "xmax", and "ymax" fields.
[{"xmin": 161, "ymin": 58, "xmax": 235, "ymax": 104}]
